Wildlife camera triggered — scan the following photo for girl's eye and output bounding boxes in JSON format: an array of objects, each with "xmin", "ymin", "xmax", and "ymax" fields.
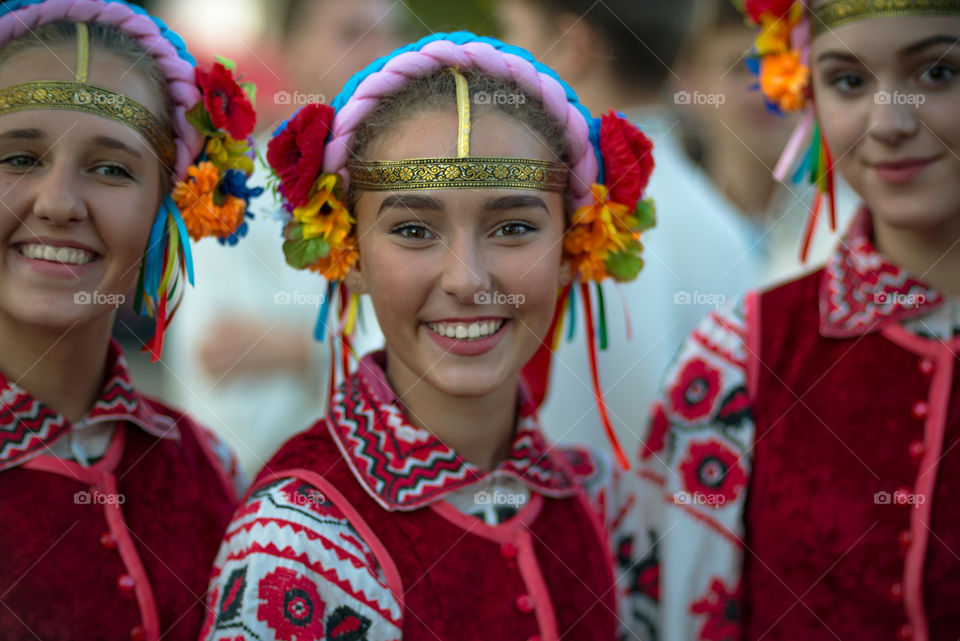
[
  {"xmin": 919, "ymin": 63, "xmax": 955, "ymax": 84},
  {"xmin": 391, "ymin": 223, "xmax": 434, "ymax": 240},
  {"xmin": 493, "ymin": 221, "xmax": 536, "ymax": 237},
  {"xmin": 829, "ymin": 72, "xmax": 866, "ymax": 93},
  {"xmin": 94, "ymin": 164, "xmax": 133, "ymax": 179},
  {"xmin": 1, "ymin": 154, "xmax": 39, "ymax": 169}
]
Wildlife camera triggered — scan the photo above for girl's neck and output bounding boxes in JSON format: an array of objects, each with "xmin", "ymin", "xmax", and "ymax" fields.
[
  {"xmin": 0, "ymin": 313, "xmax": 114, "ymax": 422},
  {"xmin": 873, "ymin": 213, "xmax": 960, "ymax": 297},
  {"xmin": 384, "ymin": 353, "xmax": 519, "ymax": 472}
]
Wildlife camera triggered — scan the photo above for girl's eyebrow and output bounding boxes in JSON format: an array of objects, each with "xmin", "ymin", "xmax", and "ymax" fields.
[
  {"xmin": 378, "ymin": 193, "xmax": 443, "ymax": 215},
  {"xmin": 482, "ymin": 194, "xmax": 548, "ymax": 212},
  {"xmin": 0, "ymin": 128, "xmax": 43, "ymax": 141},
  {"xmin": 817, "ymin": 35, "xmax": 960, "ymax": 63},
  {"xmin": 91, "ymin": 135, "xmax": 142, "ymax": 159}
]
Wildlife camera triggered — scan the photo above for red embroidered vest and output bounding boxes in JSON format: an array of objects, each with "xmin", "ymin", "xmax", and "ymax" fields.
[
  {"xmin": 257, "ymin": 408, "xmax": 618, "ymax": 640},
  {"xmin": 745, "ymin": 270, "xmax": 960, "ymax": 640},
  {"xmin": 0, "ymin": 405, "xmax": 236, "ymax": 641}
]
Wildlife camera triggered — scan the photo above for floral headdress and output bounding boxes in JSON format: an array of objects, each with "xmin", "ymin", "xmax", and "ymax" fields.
[
  {"xmin": 734, "ymin": 0, "xmax": 960, "ymax": 259},
  {"xmin": 0, "ymin": 0, "xmax": 262, "ymax": 360},
  {"xmin": 266, "ymin": 32, "xmax": 656, "ymax": 469}
]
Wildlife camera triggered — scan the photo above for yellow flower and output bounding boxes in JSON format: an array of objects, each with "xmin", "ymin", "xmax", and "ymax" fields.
[
  {"xmin": 564, "ymin": 183, "xmax": 643, "ymax": 282},
  {"xmin": 292, "ymin": 174, "xmax": 355, "ymax": 247}
]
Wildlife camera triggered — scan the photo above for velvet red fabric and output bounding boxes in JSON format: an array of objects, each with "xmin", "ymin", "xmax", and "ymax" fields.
[
  {"xmin": 744, "ymin": 270, "xmax": 960, "ymax": 639},
  {"xmin": 259, "ymin": 419, "xmax": 617, "ymax": 640},
  {"xmin": 0, "ymin": 403, "xmax": 236, "ymax": 641}
]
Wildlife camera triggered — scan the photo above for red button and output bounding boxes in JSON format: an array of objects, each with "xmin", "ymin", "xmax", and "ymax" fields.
[
  {"xmin": 909, "ymin": 441, "xmax": 925, "ymax": 461},
  {"xmin": 130, "ymin": 625, "xmax": 146, "ymax": 641},
  {"xmin": 118, "ymin": 574, "xmax": 136, "ymax": 594},
  {"xmin": 894, "ymin": 488, "xmax": 914, "ymax": 505},
  {"xmin": 500, "ymin": 542, "xmax": 518, "ymax": 560},
  {"xmin": 919, "ymin": 359, "xmax": 934, "ymax": 375},
  {"xmin": 100, "ymin": 532, "xmax": 117, "ymax": 550},
  {"xmin": 889, "ymin": 582, "xmax": 903, "ymax": 602},
  {"xmin": 898, "ymin": 623, "xmax": 913, "ymax": 639},
  {"xmin": 516, "ymin": 594, "xmax": 535, "ymax": 613},
  {"xmin": 899, "ymin": 530, "xmax": 913, "ymax": 549},
  {"xmin": 912, "ymin": 401, "xmax": 928, "ymax": 419}
]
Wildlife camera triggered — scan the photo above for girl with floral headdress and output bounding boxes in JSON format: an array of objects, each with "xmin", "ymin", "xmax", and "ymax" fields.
[
  {"xmin": 0, "ymin": 0, "xmax": 262, "ymax": 638},
  {"xmin": 201, "ymin": 32, "xmax": 658, "ymax": 640},
  {"xmin": 630, "ymin": 0, "xmax": 960, "ymax": 638}
]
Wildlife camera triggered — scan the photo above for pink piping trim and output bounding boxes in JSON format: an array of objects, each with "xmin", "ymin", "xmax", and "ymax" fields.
[
  {"xmin": 516, "ymin": 527, "xmax": 561, "ymax": 641},
  {"xmin": 22, "ymin": 422, "xmax": 126, "ymax": 481},
  {"xmin": 101, "ymin": 464, "xmax": 162, "ymax": 641},
  {"xmin": 744, "ymin": 289, "xmax": 762, "ymax": 402},
  {"xmin": 256, "ymin": 469, "xmax": 405, "ymax": 614},
  {"xmin": 881, "ymin": 325, "xmax": 960, "ymax": 641},
  {"xmin": 429, "ymin": 491, "xmax": 544, "ymax": 542},
  {"xmin": 186, "ymin": 421, "xmax": 240, "ymax": 503}
]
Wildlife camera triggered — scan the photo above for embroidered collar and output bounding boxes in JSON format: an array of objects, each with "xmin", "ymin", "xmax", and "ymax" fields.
[
  {"xmin": 820, "ymin": 208, "xmax": 946, "ymax": 338},
  {"xmin": 0, "ymin": 339, "xmax": 178, "ymax": 472},
  {"xmin": 326, "ymin": 351, "xmax": 580, "ymax": 512}
]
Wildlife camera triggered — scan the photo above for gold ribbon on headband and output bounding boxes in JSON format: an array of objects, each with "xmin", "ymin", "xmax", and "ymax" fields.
[
  {"xmin": 348, "ymin": 68, "xmax": 569, "ymax": 192},
  {"xmin": 813, "ymin": 0, "xmax": 960, "ymax": 35},
  {"xmin": 0, "ymin": 23, "xmax": 176, "ymax": 168}
]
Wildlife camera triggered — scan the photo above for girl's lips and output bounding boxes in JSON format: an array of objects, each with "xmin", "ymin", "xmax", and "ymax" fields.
[
  {"xmin": 423, "ymin": 319, "xmax": 510, "ymax": 356},
  {"xmin": 11, "ymin": 246, "xmax": 102, "ymax": 279},
  {"xmin": 870, "ymin": 157, "xmax": 937, "ymax": 184}
]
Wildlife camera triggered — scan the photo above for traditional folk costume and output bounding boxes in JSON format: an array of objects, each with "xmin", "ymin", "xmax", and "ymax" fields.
[
  {"xmin": 630, "ymin": 1, "xmax": 960, "ymax": 639},
  {"xmin": 201, "ymin": 32, "xmax": 660, "ymax": 640},
  {"xmin": 0, "ymin": 1, "xmax": 263, "ymax": 639}
]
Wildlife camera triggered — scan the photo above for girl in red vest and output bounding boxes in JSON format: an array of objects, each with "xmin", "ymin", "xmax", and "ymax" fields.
[
  {"xmin": 631, "ymin": 1, "xmax": 960, "ymax": 639},
  {"xmin": 201, "ymin": 32, "xmax": 659, "ymax": 640},
  {"xmin": 0, "ymin": 1, "xmax": 261, "ymax": 639}
]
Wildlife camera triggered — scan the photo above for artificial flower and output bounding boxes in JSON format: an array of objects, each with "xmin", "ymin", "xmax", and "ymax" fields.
[
  {"xmin": 308, "ymin": 242, "xmax": 359, "ymax": 283},
  {"xmin": 760, "ymin": 50, "xmax": 810, "ymax": 111},
  {"xmin": 599, "ymin": 110, "xmax": 655, "ymax": 208},
  {"xmin": 744, "ymin": 0, "xmax": 797, "ymax": 23},
  {"xmin": 205, "ymin": 134, "xmax": 255, "ymax": 175},
  {"xmin": 195, "ymin": 62, "xmax": 256, "ymax": 140},
  {"xmin": 172, "ymin": 161, "xmax": 247, "ymax": 241},
  {"xmin": 267, "ymin": 103, "xmax": 336, "ymax": 208},
  {"xmin": 564, "ymin": 183, "xmax": 644, "ymax": 282}
]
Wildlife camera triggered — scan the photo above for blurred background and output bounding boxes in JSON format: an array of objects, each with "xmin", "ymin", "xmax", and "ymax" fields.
[{"xmin": 113, "ymin": 0, "xmax": 856, "ymax": 475}]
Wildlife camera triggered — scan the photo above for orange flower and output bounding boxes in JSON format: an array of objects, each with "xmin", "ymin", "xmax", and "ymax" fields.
[
  {"xmin": 564, "ymin": 183, "xmax": 642, "ymax": 282},
  {"xmin": 172, "ymin": 161, "xmax": 246, "ymax": 241},
  {"xmin": 308, "ymin": 242, "xmax": 359, "ymax": 282},
  {"xmin": 760, "ymin": 51, "xmax": 809, "ymax": 112}
]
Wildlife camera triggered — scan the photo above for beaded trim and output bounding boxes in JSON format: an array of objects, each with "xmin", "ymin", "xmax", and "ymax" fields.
[
  {"xmin": 348, "ymin": 157, "xmax": 569, "ymax": 192},
  {"xmin": 0, "ymin": 80, "xmax": 176, "ymax": 168},
  {"xmin": 813, "ymin": 0, "xmax": 960, "ymax": 35}
]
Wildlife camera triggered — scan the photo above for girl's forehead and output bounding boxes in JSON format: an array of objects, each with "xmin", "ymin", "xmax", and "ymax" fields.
[
  {"xmin": 369, "ymin": 109, "xmax": 558, "ymax": 164},
  {"xmin": 0, "ymin": 108, "xmax": 157, "ymax": 161},
  {"xmin": 812, "ymin": 14, "xmax": 960, "ymax": 57}
]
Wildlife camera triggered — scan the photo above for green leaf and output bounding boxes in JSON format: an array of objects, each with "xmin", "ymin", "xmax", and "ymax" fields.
[
  {"xmin": 185, "ymin": 103, "xmax": 217, "ymax": 136},
  {"xmin": 605, "ymin": 248, "xmax": 644, "ymax": 282},
  {"xmin": 283, "ymin": 236, "xmax": 330, "ymax": 269},
  {"xmin": 241, "ymin": 81, "xmax": 257, "ymax": 105},
  {"xmin": 214, "ymin": 55, "xmax": 237, "ymax": 71},
  {"xmin": 282, "ymin": 222, "xmax": 304, "ymax": 242},
  {"xmin": 633, "ymin": 198, "xmax": 656, "ymax": 232}
]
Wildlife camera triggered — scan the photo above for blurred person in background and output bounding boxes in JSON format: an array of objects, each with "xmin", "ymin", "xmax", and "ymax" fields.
[
  {"xmin": 675, "ymin": 0, "xmax": 857, "ymax": 284},
  {"xmin": 163, "ymin": 0, "xmax": 398, "ymax": 476},
  {"xmin": 498, "ymin": 0, "xmax": 760, "ymax": 457}
]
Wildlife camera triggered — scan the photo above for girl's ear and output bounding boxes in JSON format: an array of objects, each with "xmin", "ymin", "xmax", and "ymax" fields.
[
  {"xmin": 345, "ymin": 259, "xmax": 367, "ymax": 294},
  {"xmin": 559, "ymin": 257, "xmax": 573, "ymax": 288}
]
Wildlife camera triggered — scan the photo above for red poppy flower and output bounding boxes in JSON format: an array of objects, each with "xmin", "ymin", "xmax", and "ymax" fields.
[
  {"xmin": 744, "ymin": 0, "xmax": 796, "ymax": 22},
  {"xmin": 679, "ymin": 440, "xmax": 747, "ymax": 505},
  {"xmin": 599, "ymin": 110, "xmax": 654, "ymax": 208},
  {"xmin": 257, "ymin": 567, "xmax": 326, "ymax": 641},
  {"xmin": 690, "ymin": 577, "xmax": 741, "ymax": 641},
  {"xmin": 267, "ymin": 103, "xmax": 336, "ymax": 208},
  {"xmin": 668, "ymin": 357, "xmax": 723, "ymax": 422},
  {"xmin": 196, "ymin": 62, "xmax": 256, "ymax": 140},
  {"xmin": 641, "ymin": 402, "xmax": 670, "ymax": 460}
]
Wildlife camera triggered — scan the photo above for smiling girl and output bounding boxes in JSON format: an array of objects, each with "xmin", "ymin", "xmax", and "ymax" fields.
[
  {"xmin": 632, "ymin": 0, "xmax": 960, "ymax": 639},
  {"xmin": 0, "ymin": 1, "xmax": 261, "ymax": 639},
  {"xmin": 201, "ymin": 32, "xmax": 657, "ymax": 640}
]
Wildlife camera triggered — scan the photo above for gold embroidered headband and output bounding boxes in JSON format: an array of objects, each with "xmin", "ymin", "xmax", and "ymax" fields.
[
  {"xmin": 346, "ymin": 69, "xmax": 569, "ymax": 192},
  {"xmin": 0, "ymin": 22, "xmax": 176, "ymax": 168},
  {"xmin": 813, "ymin": 0, "xmax": 960, "ymax": 35}
]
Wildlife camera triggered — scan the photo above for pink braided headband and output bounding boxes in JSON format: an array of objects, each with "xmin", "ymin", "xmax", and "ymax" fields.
[
  {"xmin": 323, "ymin": 39, "xmax": 599, "ymax": 209},
  {"xmin": 0, "ymin": 0, "xmax": 202, "ymax": 179}
]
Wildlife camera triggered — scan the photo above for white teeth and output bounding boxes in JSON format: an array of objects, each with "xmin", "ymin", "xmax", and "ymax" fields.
[
  {"xmin": 18, "ymin": 243, "xmax": 95, "ymax": 265},
  {"xmin": 427, "ymin": 320, "xmax": 505, "ymax": 340}
]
